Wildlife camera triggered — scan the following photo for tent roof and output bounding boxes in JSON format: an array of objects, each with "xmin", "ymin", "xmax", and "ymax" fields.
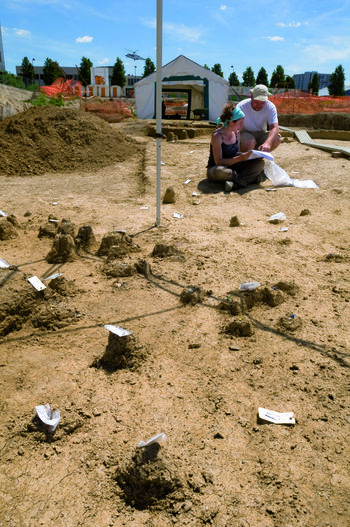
[{"xmin": 135, "ymin": 55, "xmax": 228, "ymax": 87}]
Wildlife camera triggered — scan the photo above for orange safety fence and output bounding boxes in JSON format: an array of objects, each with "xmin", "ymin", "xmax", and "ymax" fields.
[
  {"xmin": 41, "ymin": 77, "xmax": 82, "ymax": 98},
  {"xmin": 269, "ymin": 90, "xmax": 350, "ymax": 114},
  {"xmin": 83, "ymin": 99, "xmax": 135, "ymax": 122}
]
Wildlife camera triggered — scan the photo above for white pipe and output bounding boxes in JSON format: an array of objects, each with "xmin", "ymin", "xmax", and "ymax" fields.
[{"xmin": 155, "ymin": 0, "xmax": 163, "ymax": 226}]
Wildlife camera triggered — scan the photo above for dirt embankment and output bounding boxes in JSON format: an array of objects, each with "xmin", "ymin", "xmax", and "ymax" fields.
[
  {"xmin": 279, "ymin": 112, "xmax": 350, "ymax": 130},
  {"xmin": 0, "ymin": 84, "xmax": 33, "ymax": 120}
]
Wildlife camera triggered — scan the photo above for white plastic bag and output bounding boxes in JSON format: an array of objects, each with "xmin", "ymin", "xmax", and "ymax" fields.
[{"xmin": 264, "ymin": 160, "xmax": 292, "ymax": 187}]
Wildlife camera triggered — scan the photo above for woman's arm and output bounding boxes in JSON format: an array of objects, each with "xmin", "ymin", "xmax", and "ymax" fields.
[{"xmin": 212, "ymin": 133, "xmax": 252, "ymax": 165}]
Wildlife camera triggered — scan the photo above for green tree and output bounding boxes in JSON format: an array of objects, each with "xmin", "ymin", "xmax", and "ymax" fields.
[
  {"xmin": 111, "ymin": 57, "xmax": 126, "ymax": 87},
  {"xmin": 242, "ymin": 66, "xmax": 255, "ymax": 87},
  {"xmin": 229, "ymin": 70, "xmax": 240, "ymax": 86},
  {"xmin": 0, "ymin": 70, "xmax": 27, "ymax": 89},
  {"xmin": 211, "ymin": 63, "xmax": 224, "ymax": 77},
  {"xmin": 270, "ymin": 65, "xmax": 285, "ymax": 89},
  {"xmin": 285, "ymin": 75, "xmax": 296, "ymax": 90},
  {"xmin": 42, "ymin": 58, "xmax": 61, "ymax": 85},
  {"xmin": 307, "ymin": 73, "xmax": 319, "ymax": 95},
  {"xmin": 256, "ymin": 67, "xmax": 268, "ymax": 86},
  {"xmin": 328, "ymin": 64, "xmax": 345, "ymax": 96},
  {"xmin": 142, "ymin": 58, "xmax": 155, "ymax": 78},
  {"xmin": 79, "ymin": 56, "xmax": 93, "ymax": 86},
  {"xmin": 203, "ymin": 64, "xmax": 210, "ymax": 70},
  {"xmin": 20, "ymin": 57, "xmax": 34, "ymax": 85}
]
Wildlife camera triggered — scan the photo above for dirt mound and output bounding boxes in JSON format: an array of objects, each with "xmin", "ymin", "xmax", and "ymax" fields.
[
  {"xmin": 97, "ymin": 231, "xmax": 140, "ymax": 258},
  {"xmin": 0, "ymin": 217, "xmax": 18, "ymax": 240},
  {"xmin": 114, "ymin": 443, "xmax": 185, "ymax": 510},
  {"xmin": 0, "ymin": 269, "xmax": 81, "ymax": 336},
  {"xmin": 93, "ymin": 331, "xmax": 148, "ymax": 372},
  {"xmin": 0, "ymin": 105, "xmax": 143, "ymax": 177}
]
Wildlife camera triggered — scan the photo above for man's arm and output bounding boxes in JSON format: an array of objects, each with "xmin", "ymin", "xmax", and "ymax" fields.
[{"xmin": 258, "ymin": 123, "xmax": 281, "ymax": 152}]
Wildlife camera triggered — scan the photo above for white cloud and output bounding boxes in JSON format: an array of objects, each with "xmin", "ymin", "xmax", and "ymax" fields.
[
  {"xmin": 98, "ymin": 57, "xmax": 109, "ymax": 65},
  {"xmin": 276, "ymin": 21, "xmax": 301, "ymax": 28},
  {"xmin": 14, "ymin": 28, "xmax": 31, "ymax": 37},
  {"xmin": 163, "ymin": 23, "xmax": 204, "ymax": 43},
  {"xmin": 141, "ymin": 18, "xmax": 156, "ymax": 29},
  {"xmin": 141, "ymin": 18, "xmax": 204, "ymax": 43},
  {"xmin": 76, "ymin": 35, "xmax": 93, "ymax": 43},
  {"xmin": 303, "ymin": 43, "xmax": 350, "ymax": 64},
  {"xmin": 220, "ymin": 4, "xmax": 227, "ymax": 10},
  {"xmin": 266, "ymin": 36, "xmax": 284, "ymax": 41}
]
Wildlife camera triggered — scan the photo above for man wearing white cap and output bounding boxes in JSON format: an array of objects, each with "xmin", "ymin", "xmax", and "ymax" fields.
[{"xmin": 236, "ymin": 84, "xmax": 281, "ymax": 153}]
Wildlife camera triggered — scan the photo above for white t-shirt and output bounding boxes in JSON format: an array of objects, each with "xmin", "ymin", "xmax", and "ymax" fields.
[{"xmin": 236, "ymin": 98, "xmax": 278, "ymax": 132}]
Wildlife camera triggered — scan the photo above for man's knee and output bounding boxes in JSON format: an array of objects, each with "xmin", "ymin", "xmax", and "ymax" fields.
[{"xmin": 240, "ymin": 132, "xmax": 256, "ymax": 152}]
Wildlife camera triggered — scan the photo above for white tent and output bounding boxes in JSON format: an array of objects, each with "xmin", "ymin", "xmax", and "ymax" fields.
[{"xmin": 135, "ymin": 55, "xmax": 229, "ymax": 121}]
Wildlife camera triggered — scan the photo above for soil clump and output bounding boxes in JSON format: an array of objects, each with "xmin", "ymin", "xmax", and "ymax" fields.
[
  {"xmin": 114, "ymin": 443, "xmax": 185, "ymax": 510},
  {"xmin": 93, "ymin": 331, "xmax": 148, "ymax": 372}
]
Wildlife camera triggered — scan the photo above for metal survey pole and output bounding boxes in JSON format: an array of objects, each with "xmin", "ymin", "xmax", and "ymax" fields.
[{"xmin": 155, "ymin": 0, "xmax": 163, "ymax": 226}]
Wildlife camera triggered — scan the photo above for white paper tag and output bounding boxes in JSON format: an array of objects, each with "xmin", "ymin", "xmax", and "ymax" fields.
[
  {"xmin": 0, "ymin": 257, "xmax": 10, "ymax": 268},
  {"xmin": 104, "ymin": 324, "xmax": 131, "ymax": 337},
  {"xmin": 192, "ymin": 191, "xmax": 200, "ymax": 196},
  {"xmin": 0, "ymin": 210, "xmax": 8, "ymax": 217},
  {"xmin": 239, "ymin": 281, "xmax": 260, "ymax": 291},
  {"xmin": 173, "ymin": 212, "xmax": 184, "ymax": 219},
  {"xmin": 45, "ymin": 272, "xmax": 63, "ymax": 281},
  {"xmin": 184, "ymin": 179, "xmax": 191, "ymax": 184},
  {"xmin": 137, "ymin": 433, "xmax": 167, "ymax": 448},
  {"xmin": 269, "ymin": 212, "xmax": 286, "ymax": 223},
  {"xmin": 35, "ymin": 404, "xmax": 60, "ymax": 432},
  {"xmin": 28, "ymin": 276, "xmax": 46, "ymax": 291},
  {"xmin": 258, "ymin": 407, "xmax": 295, "ymax": 424}
]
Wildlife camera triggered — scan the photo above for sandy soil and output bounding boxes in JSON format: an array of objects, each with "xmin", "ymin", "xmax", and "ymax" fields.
[{"xmin": 0, "ymin": 103, "xmax": 349, "ymax": 527}]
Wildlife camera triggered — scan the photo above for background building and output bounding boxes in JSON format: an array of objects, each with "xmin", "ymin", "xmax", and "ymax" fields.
[
  {"xmin": 0, "ymin": 25, "xmax": 5, "ymax": 72},
  {"xmin": 16, "ymin": 65, "xmax": 79, "ymax": 86},
  {"xmin": 90, "ymin": 66, "xmax": 141, "ymax": 96},
  {"xmin": 293, "ymin": 71, "xmax": 331, "ymax": 92}
]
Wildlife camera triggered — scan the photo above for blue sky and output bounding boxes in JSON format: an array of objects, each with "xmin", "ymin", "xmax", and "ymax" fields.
[{"xmin": 1, "ymin": 0, "xmax": 349, "ymax": 83}]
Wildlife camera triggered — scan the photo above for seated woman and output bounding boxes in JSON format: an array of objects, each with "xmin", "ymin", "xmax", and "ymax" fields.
[{"xmin": 206, "ymin": 103, "xmax": 265, "ymax": 192}]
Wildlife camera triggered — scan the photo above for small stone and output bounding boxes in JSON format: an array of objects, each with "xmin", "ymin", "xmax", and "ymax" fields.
[
  {"xmin": 229, "ymin": 215, "xmax": 240, "ymax": 227},
  {"xmin": 300, "ymin": 209, "xmax": 310, "ymax": 216},
  {"xmin": 163, "ymin": 187, "xmax": 176, "ymax": 204}
]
